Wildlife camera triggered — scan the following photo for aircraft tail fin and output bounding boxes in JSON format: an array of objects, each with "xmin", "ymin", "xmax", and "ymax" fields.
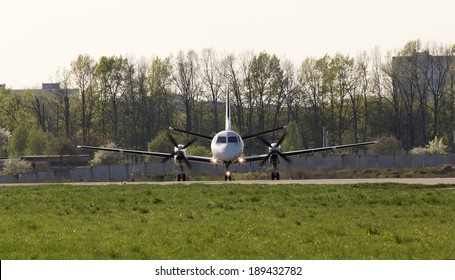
[{"xmin": 225, "ymin": 89, "xmax": 231, "ymax": 131}]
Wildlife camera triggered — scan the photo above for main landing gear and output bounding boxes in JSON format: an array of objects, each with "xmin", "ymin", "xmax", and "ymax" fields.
[
  {"xmin": 176, "ymin": 165, "xmax": 187, "ymax": 181},
  {"xmin": 271, "ymin": 172, "xmax": 280, "ymax": 180},
  {"xmin": 270, "ymin": 162, "xmax": 281, "ymax": 180},
  {"xmin": 177, "ymin": 173, "xmax": 187, "ymax": 181}
]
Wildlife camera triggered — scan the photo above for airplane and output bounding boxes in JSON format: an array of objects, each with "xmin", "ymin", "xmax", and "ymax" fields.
[{"xmin": 77, "ymin": 91, "xmax": 377, "ymax": 181}]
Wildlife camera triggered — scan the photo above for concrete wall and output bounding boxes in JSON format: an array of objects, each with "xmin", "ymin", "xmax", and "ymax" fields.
[{"xmin": 0, "ymin": 154, "xmax": 454, "ymax": 183}]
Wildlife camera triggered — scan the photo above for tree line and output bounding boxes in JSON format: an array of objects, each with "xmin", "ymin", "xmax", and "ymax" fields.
[{"xmin": 1, "ymin": 40, "xmax": 455, "ymax": 159}]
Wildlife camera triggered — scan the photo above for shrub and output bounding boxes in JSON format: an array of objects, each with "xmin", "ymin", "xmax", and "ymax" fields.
[
  {"xmin": 2, "ymin": 159, "xmax": 33, "ymax": 177},
  {"xmin": 89, "ymin": 142, "xmax": 125, "ymax": 166},
  {"xmin": 410, "ymin": 136, "xmax": 448, "ymax": 155},
  {"xmin": 368, "ymin": 135, "xmax": 402, "ymax": 155}
]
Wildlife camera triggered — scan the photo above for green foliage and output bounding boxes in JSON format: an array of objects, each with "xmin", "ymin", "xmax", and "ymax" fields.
[
  {"xmin": 410, "ymin": 136, "xmax": 448, "ymax": 155},
  {"xmin": 368, "ymin": 135, "xmax": 403, "ymax": 155},
  {"xmin": 7, "ymin": 125, "xmax": 55, "ymax": 157},
  {"xmin": 89, "ymin": 142, "xmax": 125, "ymax": 166},
  {"xmin": 1, "ymin": 159, "xmax": 33, "ymax": 177},
  {"xmin": 51, "ymin": 136, "xmax": 79, "ymax": 155},
  {"xmin": 186, "ymin": 145, "xmax": 211, "ymax": 157},
  {"xmin": 26, "ymin": 129, "xmax": 54, "ymax": 155},
  {"xmin": 0, "ymin": 183, "xmax": 454, "ymax": 259},
  {"xmin": 7, "ymin": 124, "xmax": 29, "ymax": 157},
  {"xmin": 147, "ymin": 131, "xmax": 175, "ymax": 153},
  {"xmin": 0, "ymin": 127, "xmax": 11, "ymax": 157},
  {"xmin": 282, "ymin": 120, "xmax": 303, "ymax": 151},
  {"xmin": 0, "ymin": 89, "xmax": 36, "ymax": 132}
]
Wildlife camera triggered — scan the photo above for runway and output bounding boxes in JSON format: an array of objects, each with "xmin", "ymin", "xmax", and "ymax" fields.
[
  {"xmin": 4, "ymin": 177, "xmax": 455, "ymax": 186},
  {"xmin": 134, "ymin": 177, "xmax": 455, "ymax": 186}
]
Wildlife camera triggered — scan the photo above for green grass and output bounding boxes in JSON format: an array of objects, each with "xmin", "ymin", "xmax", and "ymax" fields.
[{"xmin": 0, "ymin": 183, "xmax": 454, "ymax": 259}]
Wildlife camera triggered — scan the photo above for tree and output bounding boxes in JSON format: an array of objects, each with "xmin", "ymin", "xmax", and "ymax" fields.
[
  {"xmin": 2, "ymin": 159, "xmax": 33, "ymax": 177},
  {"xmin": 53, "ymin": 68, "xmax": 73, "ymax": 136},
  {"xmin": 71, "ymin": 54, "xmax": 98, "ymax": 144},
  {"xmin": 147, "ymin": 57, "xmax": 174, "ymax": 136},
  {"xmin": 173, "ymin": 50, "xmax": 201, "ymax": 132},
  {"xmin": 331, "ymin": 54, "xmax": 357, "ymax": 143},
  {"xmin": 410, "ymin": 136, "xmax": 448, "ymax": 154},
  {"xmin": 222, "ymin": 54, "xmax": 244, "ymax": 133},
  {"xmin": 147, "ymin": 130, "xmax": 175, "ymax": 154},
  {"xmin": 89, "ymin": 142, "xmax": 125, "ymax": 166},
  {"xmin": 7, "ymin": 124, "xmax": 29, "ymax": 157},
  {"xmin": 201, "ymin": 48, "xmax": 224, "ymax": 132},
  {"xmin": 298, "ymin": 57, "xmax": 325, "ymax": 146},
  {"xmin": 0, "ymin": 127, "xmax": 11, "ymax": 157},
  {"xmin": 282, "ymin": 120, "xmax": 303, "ymax": 151},
  {"xmin": 368, "ymin": 135, "xmax": 402, "ymax": 155},
  {"xmin": 95, "ymin": 55, "xmax": 127, "ymax": 142},
  {"xmin": 0, "ymin": 89, "xmax": 36, "ymax": 131},
  {"xmin": 26, "ymin": 129, "xmax": 54, "ymax": 155}
]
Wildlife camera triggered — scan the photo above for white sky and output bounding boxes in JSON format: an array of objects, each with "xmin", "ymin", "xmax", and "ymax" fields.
[{"xmin": 1, "ymin": 0, "xmax": 454, "ymax": 88}]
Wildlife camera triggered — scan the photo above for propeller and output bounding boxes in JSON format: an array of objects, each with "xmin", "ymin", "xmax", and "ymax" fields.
[
  {"xmin": 162, "ymin": 133, "xmax": 197, "ymax": 168},
  {"xmin": 258, "ymin": 132, "xmax": 292, "ymax": 166}
]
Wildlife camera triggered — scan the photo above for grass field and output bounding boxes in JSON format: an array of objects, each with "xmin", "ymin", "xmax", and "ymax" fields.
[{"xmin": 0, "ymin": 183, "xmax": 454, "ymax": 260}]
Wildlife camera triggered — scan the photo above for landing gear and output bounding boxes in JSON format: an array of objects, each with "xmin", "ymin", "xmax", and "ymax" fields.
[
  {"xmin": 177, "ymin": 173, "xmax": 187, "ymax": 181},
  {"xmin": 271, "ymin": 172, "xmax": 280, "ymax": 180},
  {"xmin": 271, "ymin": 162, "xmax": 280, "ymax": 180},
  {"xmin": 177, "ymin": 165, "xmax": 186, "ymax": 181},
  {"xmin": 224, "ymin": 173, "xmax": 232, "ymax": 181},
  {"xmin": 224, "ymin": 162, "xmax": 232, "ymax": 181}
]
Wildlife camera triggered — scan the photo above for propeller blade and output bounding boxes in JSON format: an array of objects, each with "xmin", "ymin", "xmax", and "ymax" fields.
[
  {"xmin": 276, "ymin": 132, "xmax": 287, "ymax": 146},
  {"xmin": 258, "ymin": 136, "xmax": 273, "ymax": 148},
  {"xmin": 167, "ymin": 132, "xmax": 179, "ymax": 148},
  {"xmin": 277, "ymin": 150, "xmax": 292, "ymax": 163},
  {"xmin": 183, "ymin": 138, "xmax": 197, "ymax": 149},
  {"xmin": 260, "ymin": 153, "xmax": 272, "ymax": 166},
  {"xmin": 182, "ymin": 156, "xmax": 192, "ymax": 169},
  {"xmin": 161, "ymin": 153, "xmax": 175, "ymax": 164}
]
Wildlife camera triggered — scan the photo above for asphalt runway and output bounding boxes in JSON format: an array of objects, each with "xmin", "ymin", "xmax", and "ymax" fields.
[
  {"xmin": 128, "ymin": 177, "xmax": 455, "ymax": 186},
  {"xmin": 4, "ymin": 177, "xmax": 455, "ymax": 186}
]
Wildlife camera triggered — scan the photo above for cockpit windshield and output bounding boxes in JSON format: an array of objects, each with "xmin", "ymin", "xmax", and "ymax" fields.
[
  {"xmin": 216, "ymin": 136, "xmax": 227, "ymax": 144},
  {"xmin": 228, "ymin": 136, "xmax": 239, "ymax": 143}
]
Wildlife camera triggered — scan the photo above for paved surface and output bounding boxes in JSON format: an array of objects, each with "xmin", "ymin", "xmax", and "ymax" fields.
[
  {"xmin": 3, "ymin": 177, "xmax": 455, "ymax": 186},
  {"xmin": 131, "ymin": 177, "xmax": 455, "ymax": 186},
  {"xmin": 116, "ymin": 178, "xmax": 455, "ymax": 186}
]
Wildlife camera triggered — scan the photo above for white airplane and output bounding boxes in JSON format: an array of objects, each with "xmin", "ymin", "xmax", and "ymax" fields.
[{"xmin": 78, "ymin": 92, "xmax": 377, "ymax": 181}]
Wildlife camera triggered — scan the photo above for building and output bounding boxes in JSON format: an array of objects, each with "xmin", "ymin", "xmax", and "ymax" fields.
[
  {"xmin": 1, "ymin": 83, "xmax": 78, "ymax": 96},
  {"xmin": 392, "ymin": 51, "xmax": 455, "ymax": 99}
]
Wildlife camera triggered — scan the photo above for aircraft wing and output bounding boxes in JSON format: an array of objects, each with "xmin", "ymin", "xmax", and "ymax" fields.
[
  {"xmin": 186, "ymin": 155, "xmax": 213, "ymax": 163},
  {"xmin": 77, "ymin": 145, "xmax": 214, "ymax": 163},
  {"xmin": 168, "ymin": 127, "xmax": 213, "ymax": 141},
  {"xmin": 243, "ymin": 141, "xmax": 377, "ymax": 162},
  {"xmin": 77, "ymin": 145, "xmax": 172, "ymax": 158},
  {"xmin": 242, "ymin": 125, "xmax": 287, "ymax": 141}
]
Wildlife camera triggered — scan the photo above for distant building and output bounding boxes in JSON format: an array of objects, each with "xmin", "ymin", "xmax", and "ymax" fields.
[
  {"xmin": 7, "ymin": 82, "xmax": 78, "ymax": 96},
  {"xmin": 42, "ymin": 83, "xmax": 61, "ymax": 91},
  {"xmin": 392, "ymin": 51, "xmax": 455, "ymax": 98}
]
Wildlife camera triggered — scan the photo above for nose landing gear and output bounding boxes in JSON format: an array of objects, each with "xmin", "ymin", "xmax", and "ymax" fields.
[
  {"xmin": 224, "ymin": 162, "xmax": 232, "ymax": 181},
  {"xmin": 224, "ymin": 171, "xmax": 232, "ymax": 181}
]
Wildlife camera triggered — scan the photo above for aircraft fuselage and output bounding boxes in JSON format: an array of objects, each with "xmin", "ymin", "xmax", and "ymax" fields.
[{"xmin": 211, "ymin": 130, "xmax": 244, "ymax": 163}]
